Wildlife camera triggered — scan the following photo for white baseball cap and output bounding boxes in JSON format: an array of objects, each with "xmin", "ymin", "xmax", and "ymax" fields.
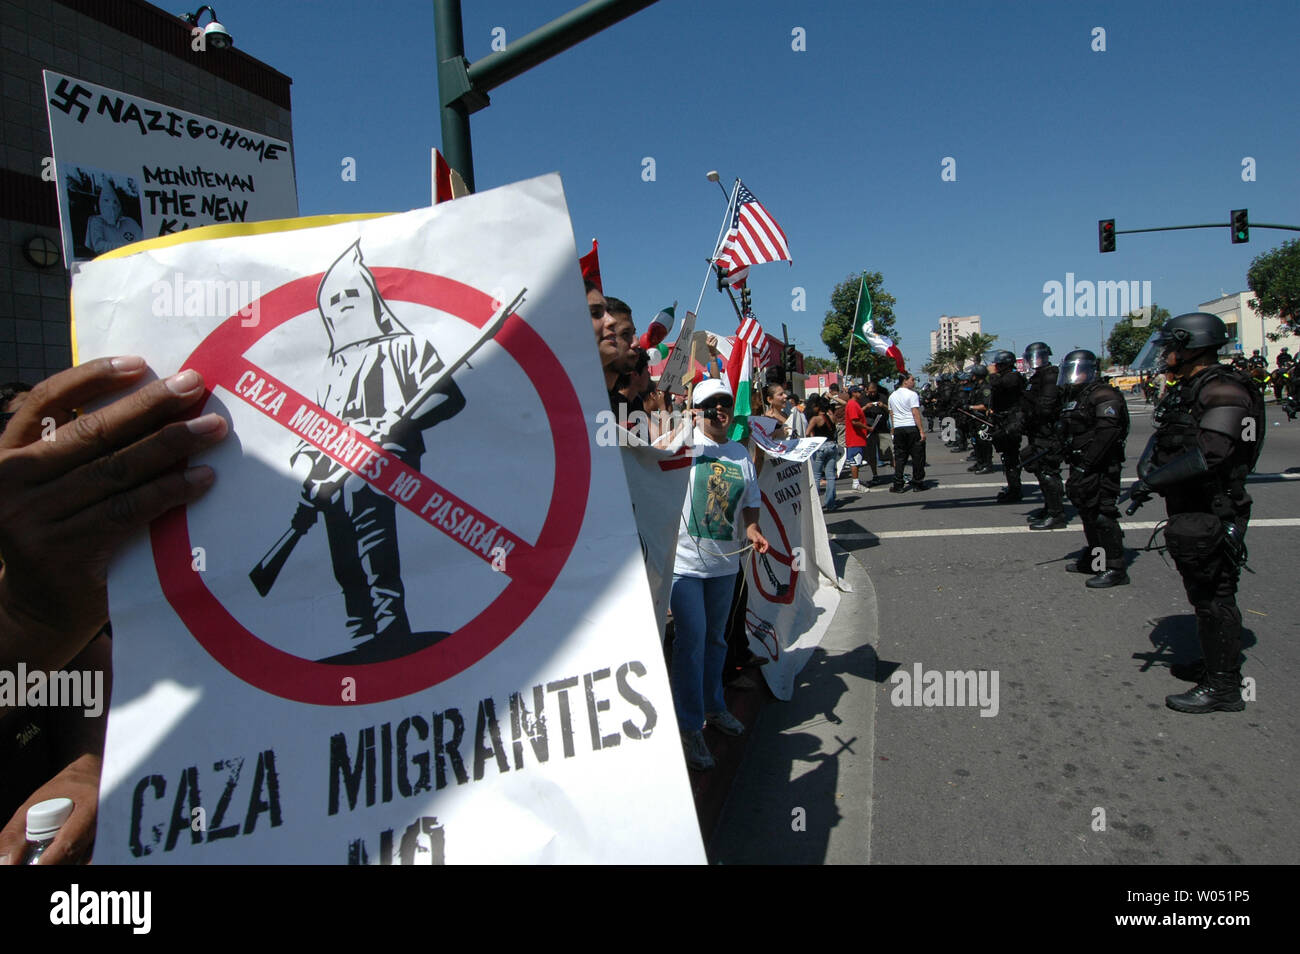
[{"xmin": 692, "ymin": 378, "xmax": 734, "ymax": 407}]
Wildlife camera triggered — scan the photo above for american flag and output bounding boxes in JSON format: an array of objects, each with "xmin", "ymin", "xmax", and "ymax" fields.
[
  {"xmin": 735, "ymin": 315, "xmax": 779, "ymax": 367},
  {"xmin": 714, "ymin": 181, "xmax": 791, "ymax": 275},
  {"xmin": 735, "ymin": 314, "xmax": 765, "ymax": 351}
]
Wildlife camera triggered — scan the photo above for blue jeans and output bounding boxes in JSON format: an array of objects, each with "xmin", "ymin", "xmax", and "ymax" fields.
[
  {"xmin": 669, "ymin": 573, "xmax": 737, "ymax": 732},
  {"xmin": 813, "ymin": 442, "xmax": 839, "ymax": 507}
]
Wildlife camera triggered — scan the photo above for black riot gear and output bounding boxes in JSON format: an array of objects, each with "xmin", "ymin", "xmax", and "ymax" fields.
[
  {"xmin": 1154, "ymin": 312, "xmax": 1231, "ymax": 375},
  {"xmin": 971, "ymin": 365, "xmax": 988, "ymax": 379},
  {"xmin": 1153, "ymin": 312, "xmax": 1231, "ymax": 352},
  {"xmin": 989, "ymin": 363, "xmax": 1027, "ymax": 499},
  {"xmin": 1057, "ymin": 349, "xmax": 1099, "ymax": 397},
  {"xmin": 1060, "ymin": 376, "xmax": 1129, "ymax": 585},
  {"xmin": 1024, "ymin": 342, "xmax": 1052, "ymax": 370},
  {"xmin": 1136, "ymin": 359, "xmax": 1264, "ymax": 713},
  {"xmin": 1024, "ymin": 355, "xmax": 1066, "ymax": 528}
]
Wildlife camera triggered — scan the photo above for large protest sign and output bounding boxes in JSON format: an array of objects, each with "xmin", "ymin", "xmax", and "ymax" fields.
[
  {"xmin": 72, "ymin": 174, "xmax": 704, "ymax": 863},
  {"xmin": 617, "ymin": 425, "xmax": 693, "ymax": 640},
  {"xmin": 44, "ymin": 71, "xmax": 297, "ymax": 265},
  {"xmin": 742, "ymin": 459, "xmax": 845, "ymax": 700}
]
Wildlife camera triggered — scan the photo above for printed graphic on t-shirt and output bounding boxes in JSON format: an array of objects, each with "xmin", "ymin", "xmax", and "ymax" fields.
[{"xmin": 687, "ymin": 455, "xmax": 745, "ymax": 541}]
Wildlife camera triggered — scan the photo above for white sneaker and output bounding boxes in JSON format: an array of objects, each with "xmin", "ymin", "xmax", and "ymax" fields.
[
  {"xmin": 851, "ymin": 480, "xmax": 862, "ymax": 492},
  {"xmin": 706, "ymin": 710, "xmax": 745, "ymax": 737}
]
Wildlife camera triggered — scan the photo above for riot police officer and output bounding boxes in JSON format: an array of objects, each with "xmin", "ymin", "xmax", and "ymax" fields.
[
  {"xmin": 1058, "ymin": 350, "xmax": 1129, "ymax": 587},
  {"xmin": 953, "ymin": 370, "xmax": 975, "ymax": 452},
  {"xmin": 1128, "ymin": 313, "xmax": 1264, "ymax": 713},
  {"xmin": 967, "ymin": 366, "xmax": 995, "ymax": 472},
  {"xmin": 987, "ymin": 350, "xmax": 1026, "ymax": 502},
  {"xmin": 1022, "ymin": 342, "xmax": 1068, "ymax": 529}
]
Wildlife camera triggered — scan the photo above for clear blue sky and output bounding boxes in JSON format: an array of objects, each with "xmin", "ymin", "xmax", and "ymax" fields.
[{"xmin": 210, "ymin": 0, "xmax": 1300, "ymax": 370}]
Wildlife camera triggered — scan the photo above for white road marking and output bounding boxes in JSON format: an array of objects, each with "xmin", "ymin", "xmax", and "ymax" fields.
[
  {"xmin": 870, "ymin": 472, "xmax": 1300, "ymax": 492},
  {"xmin": 831, "ymin": 517, "xmax": 1300, "ymax": 541}
]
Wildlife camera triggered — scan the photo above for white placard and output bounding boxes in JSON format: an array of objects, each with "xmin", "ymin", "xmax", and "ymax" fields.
[{"xmin": 72, "ymin": 174, "xmax": 703, "ymax": 864}]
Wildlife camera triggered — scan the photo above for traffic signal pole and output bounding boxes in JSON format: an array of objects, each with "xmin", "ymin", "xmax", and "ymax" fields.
[
  {"xmin": 434, "ymin": 0, "xmax": 660, "ymax": 192},
  {"xmin": 1098, "ymin": 211, "xmax": 1300, "ymax": 252}
]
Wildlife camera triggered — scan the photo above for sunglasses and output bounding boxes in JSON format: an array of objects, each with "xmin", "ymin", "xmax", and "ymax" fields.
[{"xmin": 698, "ymin": 399, "xmax": 733, "ymax": 411}]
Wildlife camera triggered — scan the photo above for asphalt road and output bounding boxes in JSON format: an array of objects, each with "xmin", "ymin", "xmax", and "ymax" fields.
[{"xmin": 714, "ymin": 394, "xmax": 1299, "ymax": 864}]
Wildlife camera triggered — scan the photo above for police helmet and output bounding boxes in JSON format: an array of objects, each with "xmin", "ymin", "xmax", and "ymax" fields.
[
  {"xmin": 1057, "ymin": 349, "xmax": 1098, "ymax": 394},
  {"xmin": 971, "ymin": 365, "xmax": 988, "ymax": 379},
  {"xmin": 1024, "ymin": 341, "xmax": 1052, "ymax": 370},
  {"xmin": 1152, "ymin": 312, "xmax": 1230, "ymax": 355},
  {"xmin": 990, "ymin": 350, "xmax": 1016, "ymax": 371},
  {"xmin": 958, "ymin": 370, "xmax": 972, "ymax": 382}
]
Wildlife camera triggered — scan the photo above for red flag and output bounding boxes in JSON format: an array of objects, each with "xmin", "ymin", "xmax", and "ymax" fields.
[
  {"xmin": 579, "ymin": 239, "xmax": 601, "ymax": 292},
  {"xmin": 431, "ymin": 148, "xmax": 468, "ymax": 205}
]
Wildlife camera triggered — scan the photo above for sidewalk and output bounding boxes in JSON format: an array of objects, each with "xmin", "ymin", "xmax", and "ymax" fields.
[{"xmin": 708, "ymin": 546, "xmax": 879, "ymax": 863}]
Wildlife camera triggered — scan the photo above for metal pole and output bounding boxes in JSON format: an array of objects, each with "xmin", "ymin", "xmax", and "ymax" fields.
[
  {"xmin": 468, "ymin": 0, "xmax": 660, "ymax": 93},
  {"xmin": 433, "ymin": 0, "xmax": 476, "ymax": 191},
  {"xmin": 843, "ymin": 275, "xmax": 862, "ymax": 380},
  {"xmin": 691, "ymin": 180, "xmax": 739, "ymax": 319}
]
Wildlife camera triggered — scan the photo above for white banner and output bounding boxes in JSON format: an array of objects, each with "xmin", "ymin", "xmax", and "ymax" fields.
[
  {"xmin": 742, "ymin": 459, "xmax": 845, "ymax": 700},
  {"xmin": 71, "ymin": 174, "xmax": 703, "ymax": 864},
  {"xmin": 44, "ymin": 71, "xmax": 298, "ymax": 264},
  {"xmin": 749, "ymin": 416, "xmax": 826, "ymax": 462},
  {"xmin": 618, "ymin": 429, "xmax": 692, "ymax": 640}
]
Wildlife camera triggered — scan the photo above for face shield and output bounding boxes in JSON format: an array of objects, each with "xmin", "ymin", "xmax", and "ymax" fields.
[
  {"xmin": 1024, "ymin": 346, "xmax": 1051, "ymax": 370},
  {"xmin": 1130, "ymin": 332, "xmax": 1164, "ymax": 373},
  {"xmin": 1057, "ymin": 353, "xmax": 1098, "ymax": 392}
]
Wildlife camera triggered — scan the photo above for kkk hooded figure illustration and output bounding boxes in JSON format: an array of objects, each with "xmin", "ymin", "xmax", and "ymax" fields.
[{"xmin": 292, "ymin": 241, "xmax": 465, "ymax": 652}]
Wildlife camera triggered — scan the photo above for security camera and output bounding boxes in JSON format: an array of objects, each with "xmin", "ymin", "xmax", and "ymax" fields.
[
  {"xmin": 204, "ymin": 19, "xmax": 233, "ymax": 49},
  {"xmin": 182, "ymin": 6, "xmax": 234, "ymax": 50}
]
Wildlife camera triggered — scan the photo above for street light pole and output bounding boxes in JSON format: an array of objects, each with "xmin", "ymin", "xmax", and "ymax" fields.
[{"xmin": 434, "ymin": 0, "xmax": 660, "ymax": 192}]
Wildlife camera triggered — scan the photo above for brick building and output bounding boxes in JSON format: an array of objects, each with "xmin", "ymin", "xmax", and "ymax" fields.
[{"xmin": 0, "ymin": 0, "xmax": 293, "ymax": 384}]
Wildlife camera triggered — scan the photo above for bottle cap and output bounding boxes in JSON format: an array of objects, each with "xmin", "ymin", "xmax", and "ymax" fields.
[{"xmin": 26, "ymin": 797, "xmax": 74, "ymax": 839}]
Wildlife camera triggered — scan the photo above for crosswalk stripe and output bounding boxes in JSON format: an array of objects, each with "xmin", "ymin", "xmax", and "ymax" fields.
[{"xmin": 830, "ymin": 517, "xmax": 1300, "ymax": 541}]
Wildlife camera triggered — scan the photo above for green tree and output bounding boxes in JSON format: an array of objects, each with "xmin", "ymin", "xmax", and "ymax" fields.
[
  {"xmin": 1106, "ymin": 303, "xmax": 1170, "ymax": 367},
  {"xmin": 957, "ymin": 331, "xmax": 998, "ymax": 366},
  {"xmin": 1247, "ymin": 239, "xmax": 1300, "ymax": 339},
  {"xmin": 801, "ymin": 355, "xmax": 839, "ymax": 374},
  {"xmin": 821, "ymin": 271, "xmax": 902, "ymax": 382}
]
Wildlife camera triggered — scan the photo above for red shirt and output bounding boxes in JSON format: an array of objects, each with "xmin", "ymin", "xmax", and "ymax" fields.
[{"xmin": 844, "ymin": 398, "xmax": 868, "ymax": 447}]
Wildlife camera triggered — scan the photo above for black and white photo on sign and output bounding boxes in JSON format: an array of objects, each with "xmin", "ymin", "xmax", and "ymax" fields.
[{"xmin": 63, "ymin": 166, "xmax": 143, "ymax": 260}]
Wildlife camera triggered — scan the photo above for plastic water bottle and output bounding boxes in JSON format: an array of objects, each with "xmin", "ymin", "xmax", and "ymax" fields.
[{"xmin": 23, "ymin": 797, "xmax": 73, "ymax": 864}]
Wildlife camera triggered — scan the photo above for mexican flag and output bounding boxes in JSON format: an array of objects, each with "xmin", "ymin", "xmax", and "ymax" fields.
[
  {"xmin": 851, "ymin": 276, "xmax": 905, "ymax": 372},
  {"xmin": 725, "ymin": 334, "xmax": 753, "ymax": 442}
]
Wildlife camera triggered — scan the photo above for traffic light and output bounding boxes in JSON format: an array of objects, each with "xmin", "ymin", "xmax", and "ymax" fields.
[
  {"xmin": 1231, "ymin": 209, "xmax": 1249, "ymax": 244},
  {"xmin": 1098, "ymin": 218, "xmax": 1115, "ymax": 253},
  {"xmin": 740, "ymin": 287, "xmax": 753, "ymax": 313},
  {"xmin": 783, "ymin": 345, "xmax": 797, "ymax": 374}
]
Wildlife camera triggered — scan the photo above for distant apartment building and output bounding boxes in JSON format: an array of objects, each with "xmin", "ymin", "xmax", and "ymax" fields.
[
  {"xmin": 929, "ymin": 314, "xmax": 982, "ymax": 355},
  {"xmin": 1197, "ymin": 292, "xmax": 1299, "ymax": 361}
]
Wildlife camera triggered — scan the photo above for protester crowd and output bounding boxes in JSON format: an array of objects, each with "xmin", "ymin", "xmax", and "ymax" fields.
[{"xmin": 6, "ymin": 257, "xmax": 1289, "ymax": 857}]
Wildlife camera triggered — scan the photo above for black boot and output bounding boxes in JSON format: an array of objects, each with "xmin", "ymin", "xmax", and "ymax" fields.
[
  {"xmin": 1166, "ymin": 671, "xmax": 1245, "ymax": 713},
  {"xmin": 996, "ymin": 488, "xmax": 1023, "ymax": 503},
  {"xmin": 1170, "ymin": 659, "xmax": 1207, "ymax": 682},
  {"xmin": 1085, "ymin": 568, "xmax": 1129, "ymax": 588},
  {"xmin": 1026, "ymin": 507, "xmax": 1048, "ymax": 521},
  {"xmin": 1029, "ymin": 513, "xmax": 1068, "ymax": 530}
]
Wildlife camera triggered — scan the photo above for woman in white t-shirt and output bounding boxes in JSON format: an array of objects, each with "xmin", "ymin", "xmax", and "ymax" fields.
[{"xmin": 670, "ymin": 378, "xmax": 770, "ymax": 771}]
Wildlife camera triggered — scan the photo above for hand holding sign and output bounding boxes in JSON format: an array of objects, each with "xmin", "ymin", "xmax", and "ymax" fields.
[{"xmin": 0, "ymin": 358, "xmax": 226, "ymax": 673}]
